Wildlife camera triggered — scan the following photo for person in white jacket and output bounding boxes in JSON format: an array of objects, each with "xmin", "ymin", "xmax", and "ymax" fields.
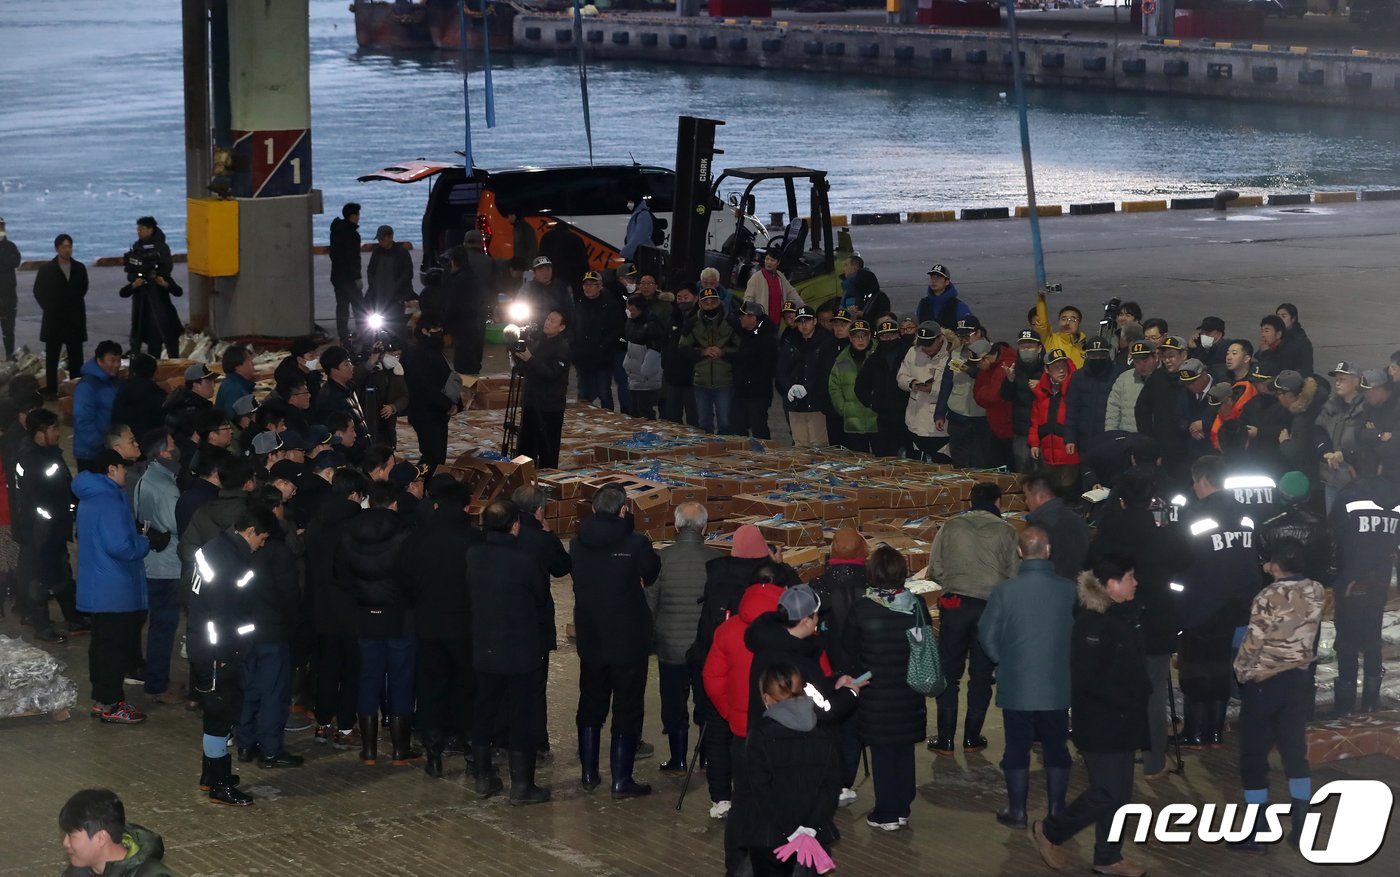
[{"xmin": 897, "ymin": 321, "xmax": 954, "ymax": 462}]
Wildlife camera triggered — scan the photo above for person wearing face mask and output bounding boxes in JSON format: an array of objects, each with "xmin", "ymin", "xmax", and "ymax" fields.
[
  {"xmin": 134, "ymin": 429, "xmax": 183, "ymax": 705},
  {"xmin": 402, "ymin": 316, "xmax": 460, "ymax": 473},
  {"xmin": 1188, "ymin": 316, "xmax": 1227, "ymax": 374},
  {"xmin": 275, "ymin": 336, "xmax": 323, "ymax": 408},
  {"xmin": 1029, "ymin": 349, "xmax": 1082, "ymax": 492},
  {"xmin": 1001, "ymin": 330, "xmax": 1047, "ymax": 472},
  {"xmin": 1135, "ymin": 335, "xmax": 1190, "ymax": 474},
  {"xmin": 355, "ymin": 341, "xmax": 410, "ymax": 452},
  {"xmin": 0, "ymin": 217, "xmax": 19, "ymax": 360},
  {"xmin": 777, "ymin": 306, "xmax": 838, "ymax": 448},
  {"xmin": 855, "ymin": 319, "xmax": 914, "ymax": 458},
  {"xmin": 662, "ymin": 285, "xmax": 701, "ymax": 428},
  {"xmin": 681, "ymin": 288, "xmax": 740, "ymax": 435},
  {"xmin": 828, "ymin": 319, "xmax": 879, "ymax": 453},
  {"xmin": 1066, "ymin": 338, "xmax": 1124, "ymax": 487}
]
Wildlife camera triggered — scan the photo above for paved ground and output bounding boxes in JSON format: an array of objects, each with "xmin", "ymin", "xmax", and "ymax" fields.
[
  {"xmin": 4, "ymin": 602, "xmax": 1398, "ymax": 876},
  {"xmin": 11, "ymin": 199, "xmax": 1400, "ymax": 373}
]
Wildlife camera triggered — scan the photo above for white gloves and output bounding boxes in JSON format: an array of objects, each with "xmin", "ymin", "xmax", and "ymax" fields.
[{"xmin": 786, "ymin": 385, "xmax": 808, "ymax": 403}]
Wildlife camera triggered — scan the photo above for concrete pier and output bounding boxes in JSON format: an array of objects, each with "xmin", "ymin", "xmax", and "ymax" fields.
[{"xmin": 512, "ymin": 11, "xmax": 1400, "ymax": 111}]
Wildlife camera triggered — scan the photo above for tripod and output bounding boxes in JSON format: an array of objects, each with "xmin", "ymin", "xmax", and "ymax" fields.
[{"xmin": 501, "ymin": 363, "xmax": 525, "ymax": 457}]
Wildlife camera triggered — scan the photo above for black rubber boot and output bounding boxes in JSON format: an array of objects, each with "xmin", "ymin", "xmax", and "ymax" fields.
[
  {"xmin": 659, "ymin": 730, "xmax": 689, "ymax": 776},
  {"xmin": 610, "ymin": 734, "xmax": 653, "ymax": 800},
  {"xmin": 1207, "ymin": 699, "xmax": 1229, "ymax": 748},
  {"xmin": 1180, "ymin": 700, "xmax": 1209, "ymax": 749},
  {"xmin": 1045, "ymin": 766, "xmax": 1071, "ymax": 819},
  {"xmin": 1360, "ymin": 676, "xmax": 1383, "ymax": 713},
  {"xmin": 1288, "ymin": 798, "xmax": 1310, "ymax": 849},
  {"xmin": 357, "ymin": 713, "xmax": 378, "ymax": 765},
  {"xmin": 928, "ymin": 702, "xmax": 957, "ymax": 755},
  {"xmin": 995, "ymin": 769, "xmax": 1029, "ymax": 829},
  {"xmin": 508, "ymin": 749, "xmax": 552, "ymax": 806},
  {"xmin": 199, "ymin": 755, "xmax": 241, "ymax": 792},
  {"xmin": 963, "ymin": 708, "xmax": 989, "ymax": 752},
  {"xmin": 206, "ymin": 755, "xmax": 254, "ymax": 807},
  {"xmin": 1331, "ymin": 672, "xmax": 1358, "ymax": 718},
  {"xmin": 1228, "ymin": 804, "xmax": 1269, "ymax": 854},
  {"xmin": 473, "ymin": 744, "xmax": 502, "ymax": 798},
  {"xmin": 388, "ymin": 715, "xmax": 422, "ymax": 765},
  {"xmin": 578, "ymin": 725, "xmax": 602, "ymax": 790},
  {"xmin": 423, "ymin": 730, "xmax": 444, "ymax": 778}
]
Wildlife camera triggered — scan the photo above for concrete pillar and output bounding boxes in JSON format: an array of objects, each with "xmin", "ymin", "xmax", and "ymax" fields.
[
  {"xmin": 182, "ymin": 0, "xmax": 214, "ymax": 331},
  {"xmin": 213, "ymin": 0, "xmax": 317, "ymax": 339}
]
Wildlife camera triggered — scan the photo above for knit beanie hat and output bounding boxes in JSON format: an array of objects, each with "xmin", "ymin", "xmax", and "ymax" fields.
[
  {"xmin": 830, "ymin": 527, "xmax": 868, "ymax": 561},
  {"xmin": 731, "ymin": 524, "xmax": 770, "ymax": 560},
  {"xmin": 1279, "ymin": 470, "xmax": 1310, "ymax": 500}
]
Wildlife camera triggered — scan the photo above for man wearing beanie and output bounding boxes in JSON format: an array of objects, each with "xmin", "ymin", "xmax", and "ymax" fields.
[{"xmin": 927, "ymin": 483, "xmax": 1017, "ymax": 756}]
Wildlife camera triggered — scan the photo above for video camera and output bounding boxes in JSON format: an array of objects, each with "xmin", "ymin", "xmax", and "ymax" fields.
[
  {"xmin": 352, "ymin": 313, "xmax": 399, "ymax": 363},
  {"xmin": 1099, "ymin": 297, "xmax": 1122, "ymax": 337},
  {"xmin": 123, "ymin": 242, "xmax": 167, "ymax": 282},
  {"xmin": 502, "ymin": 300, "xmax": 538, "ymax": 355}
]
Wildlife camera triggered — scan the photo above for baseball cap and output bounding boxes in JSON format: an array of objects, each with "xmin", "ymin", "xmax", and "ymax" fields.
[
  {"xmin": 1273, "ymin": 370, "xmax": 1304, "ymax": 393},
  {"xmin": 954, "ymin": 315, "xmax": 982, "ymax": 335},
  {"xmin": 793, "ymin": 305, "xmax": 816, "ymax": 321},
  {"xmin": 268, "ymin": 460, "xmax": 303, "ymax": 483},
  {"xmin": 232, "ymin": 394, "xmax": 259, "ymax": 417},
  {"xmin": 697, "ymin": 287, "xmax": 722, "ymax": 301},
  {"xmin": 375, "ymin": 225, "xmax": 394, "ymax": 240},
  {"xmin": 741, "ymin": 299, "xmax": 766, "ymax": 317},
  {"xmin": 1249, "ymin": 362, "xmax": 1277, "ymax": 382},
  {"xmin": 1196, "ymin": 316, "xmax": 1226, "ymax": 334},
  {"xmin": 280, "ymin": 429, "xmax": 316, "ymax": 451},
  {"xmin": 388, "ymin": 461, "xmax": 428, "ymax": 487},
  {"xmin": 916, "ymin": 321, "xmax": 942, "ymax": 343},
  {"xmin": 310, "ymin": 449, "xmax": 345, "ymax": 472},
  {"xmin": 582, "ymin": 270, "xmax": 602, "ymax": 282},
  {"xmin": 832, "ymin": 308, "xmax": 853, "ymax": 323},
  {"xmin": 1328, "ymin": 361, "xmax": 1358, "ymax": 377},
  {"xmin": 1083, "ymin": 337, "xmax": 1111, "ymax": 358},
  {"xmin": 927, "ymin": 263, "xmax": 950, "ymax": 279},
  {"xmin": 251, "ymin": 430, "xmax": 283, "ymax": 456},
  {"xmin": 1044, "ymin": 348, "xmax": 1070, "ymax": 367},
  {"xmin": 1128, "ymin": 340, "xmax": 1157, "ymax": 358},
  {"xmin": 1206, "ymin": 382, "xmax": 1233, "ymax": 406},
  {"xmin": 621, "ymin": 263, "xmax": 639, "ymax": 278},
  {"xmin": 778, "ymin": 584, "xmax": 822, "ymax": 621},
  {"xmin": 965, "ymin": 339, "xmax": 993, "ymax": 361},
  {"xmin": 530, "ymin": 255, "xmax": 552, "ymax": 269},
  {"xmin": 875, "ymin": 319, "xmax": 899, "ymax": 336},
  {"xmin": 1360, "ymin": 368, "xmax": 1390, "ymax": 390},
  {"xmin": 850, "ymin": 319, "xmax": 872, "ymax": 335},
  {"xmin": 1177, "ymin": 359, "xmax": 1207, "ymax": 382},
  {"xmin": 781, "ymin": 300, "xmax": 797, "ymax": 314},
  {"xmin": 1158, "ymin": 335, "xmax": 1186, "ymax": 352},
  {"xmin": 1016, "ymin": 329, "xmax": 1042, "ymax": 347},
  {"xmin": 184, "ymin": 363, "xmax": 217, "ymax": 382}
]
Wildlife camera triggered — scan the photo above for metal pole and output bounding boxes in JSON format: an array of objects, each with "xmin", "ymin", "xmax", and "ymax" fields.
[
  {"xmin": 1003, "ymin": 1, "xmax": 1047, "ymax": 291},
  {"xmin": 182, "ymin": 0, "xmax": 213, "ymax": 331}
]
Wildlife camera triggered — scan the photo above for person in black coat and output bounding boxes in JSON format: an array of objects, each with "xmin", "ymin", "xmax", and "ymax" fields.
[
  {"xmin": 569, "ymin": 485, "xmax": 662, "ymax": 798},
  {"xmin": 274, "ymin": 336, "xmax": 323, "ymax": 408},
  {"xmin": 364, "ymin": 225, "xmax": 415, "ymax": 339},
  {"xmin": 1065, "ymin": 338, "xmax": 1122, "ymax": 487},
  {"xmin": 441, "ymin": 245, "xmax": 489, "ymax": 376},
  {"xmin": 855, "ymin": 321, "xmax": 913, "ymax": 457},
  {"xmin": 305, "ymin": 469, "xmax": 369, "ymax": 749},
  {"xmin": 572, "ymin": 272, "xmax": 627, "ymax": 412},
  {"xmin": 337, "ymin": 482, "xmax": 414, "ymax": 764},
  {"xmin": 1001, "ymin": 330, "xmax": 1046, "ymax": 472},
  {"xmin": 731, "ymin": 301, "xmax": 779, "ymax": 440},
  {"xmin": 1135, "ymin": 337, "xmax": 1190, "ymax": 472},
  {"xmin": 513, "ymin": 310, "xmax": 571, "ymax": 469},
  {"xmin": 120, "ymin": 219, "xmax": 183, "ymax": 358},
  {"xmin": 401, "ymin": 317, "xmax": 458, "ymax": 472},
  {"xmin": 842, "ymin": 546, "xmax": 926, "ymax": 830},
  {"xmin": 1084, "ymin": 474, "xmax": 1190, "ymax": 780},
  {"xmin": 0, "ymin": 217, "xmax": 19, "ymax": 359},
  {"xmin": 110, "ymin": 353, "xmax": 167, "ymax": 442},
  {"xmin": 1035, "ymin": 555, "xmax": 1152, "ymax": 876},
  {"xmin": 401, "ymin": 480, "xmax": 482, "ymax": 778},
  {"xmin": 467, "ymin": 499, "xmax": 553, "ymax": 804},
  {"xmin": 329, "ymin": 204, "xmax": 364, "ymax": 343},
  {"xmin": 745, "ymin": 663, "xmax": 845, "ymax": 877},
  {"xmin": 775, "ymin": 309, "xmax": 837, "ymax": 447},
  {"xmin": 312, "ymin": 346, "xmax": 371, "ymax": 452},
  {"xmin": 32, "ymin": 233, "xmax": 88, "ymax": 390},
  {"xmin": 511, "ymin": 484, "xmax": 572, "ymax": 758}
]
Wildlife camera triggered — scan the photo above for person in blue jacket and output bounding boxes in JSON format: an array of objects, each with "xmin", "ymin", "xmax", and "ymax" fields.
[
  {"xmin": 215, "ymin": 345, "xmax": 256, "ymax": 416},
  {"xmin": 914, "ymin": 264, "xmax": 973, "ymax": 329},
  {"xmin": 71, "ymin": 340, "xmax": 124, "ymax": 470},
  {"xmin": 73, "ymin": 448, "xmax": 151, "ymax": 725}
]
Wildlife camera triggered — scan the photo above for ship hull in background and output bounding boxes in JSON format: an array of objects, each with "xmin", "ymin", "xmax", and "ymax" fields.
[{"xmin": 353, "ymin": 0, "xmax": 517, "ymax": 51}]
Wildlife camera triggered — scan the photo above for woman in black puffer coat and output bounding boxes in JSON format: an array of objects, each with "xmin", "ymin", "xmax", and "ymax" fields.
[{"xmin": 842, "ymin": 546, "xmax": 928, "ymax": 830}]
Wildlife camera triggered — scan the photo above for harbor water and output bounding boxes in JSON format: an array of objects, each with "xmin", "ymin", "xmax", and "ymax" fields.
[{"xmin": 3, "ymin": 0, "xmax": 1400, "ymax": 258}]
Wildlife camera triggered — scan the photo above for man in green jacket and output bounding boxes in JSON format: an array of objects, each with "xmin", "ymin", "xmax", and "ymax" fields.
[
  {"xmin": 679, "ymin": 288, "xmax": 738, "ymax": 434},
  {"xmin": 828, "ymin": 319, "xmax": 879, "ymax": 453},
  {"xmin": 979, "ymin": 526, "xmax": 1078, "ymax": 830},
  {"xmin": 59, "ymin": 789, "xmax": 175, "ymax": 876}
]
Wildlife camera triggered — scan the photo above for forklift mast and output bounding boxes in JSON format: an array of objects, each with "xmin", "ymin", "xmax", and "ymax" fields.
[{"xmin": 668, "ymin": 116, "xmax": 724, "ymax": 289}]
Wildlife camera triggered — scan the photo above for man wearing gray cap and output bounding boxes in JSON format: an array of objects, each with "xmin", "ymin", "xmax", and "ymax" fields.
[
  {"xmin": 1358, "ymin": 369, "xmax": 1400, "ymax": 483},
  {"xmin": 898, "ymin": 321, "xmax": 953, "ymax": 462}
]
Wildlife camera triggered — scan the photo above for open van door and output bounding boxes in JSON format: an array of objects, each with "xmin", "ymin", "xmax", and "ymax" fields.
[{"xmin": 356, "ymin": 161, "xmax": 459, "ymax": 183}]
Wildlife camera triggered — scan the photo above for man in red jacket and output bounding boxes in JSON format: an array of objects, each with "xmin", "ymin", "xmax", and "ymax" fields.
[
  {"xmin": 971, "ymin": 339, "xmax": 1015, "ymax": 470},
  {"xmin": 1030, "ymin": 349, "xmax": 1081, "ymax": 493}
]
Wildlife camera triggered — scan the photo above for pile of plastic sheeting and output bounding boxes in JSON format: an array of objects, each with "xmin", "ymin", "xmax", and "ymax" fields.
[{"xmin": 0, "ymin": 635, "xmax": 78, "ymax": 719}]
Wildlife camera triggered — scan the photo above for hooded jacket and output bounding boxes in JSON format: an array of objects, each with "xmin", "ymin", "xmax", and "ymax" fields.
[
  {"xmin": 897, "ymin": 340, "xmax": 953, "ymax": 437},
  {"xmin": 401, "ymin": 504, "xmax": 482, "ymax": 640},
  {"xmin": 1025, "ymin": 497, "xmax": 1091, "ymax": 582},
  {"xmin": 111, "ymin": 375, "xmax": 168, "ymax": 442},
  {"xmin": 843, "ymin": 588, "xmax": 928, "ymax": 746},
  {"xmin": 306, "ymin": 497, "xmax": 362, "ymax": 637},
  {"xmin": 732, "ymin": 315, "xmax": 779, "ymax": 402},
  {"xmin": 1135, "ymin": 366, "xmax": 1185, "ymax": 463},
  {"xmin": 914, "ymin": 282, "xmax": 971, "ymax": 328},
  {"xmin": 570, "ymin": 511, "xmax": 662, "ymax": 665},
  {"xmin": 336, "ymin": 506, "xmax": 411, "ymax": 639},
  {"xmin": 1233, "ymin": 575, "xmax": 1324, "ymax": 684},
  {"xmin": 74, "ymin": 471, "xmax": 150, "ymax": 614},
  {"xmin": 61, "ymin": 824, "xmax": 175, "ymax": 877},
  {"xmin": 647, "ymin": 528, "xmax": 723, "ymax": 665},
  {"xmin": 745, "ymin": 611, "xmax": 847, "ymax": 736},
  {"xmin": 929, "ymin": 508, "xmax": 1017, "ymax": 601},
  {"xmin": 744, "ymin": 696, "xmax": 844, "ymax": 849},
  {"xmin": 1029, "ymin": 361, "xmax": 1081, "ymax": 465},
  {"xmin": 328, "ymin": 215, "xmax": 362, "ymax": 284},
  {"xmin": 468, "ymin": 530, "xmax": 552, "ymax": 675},
  {"xmin": 72, "ymin": 358, "xmax": 120, "ymax": 461},
  {"xmin": 827, "ymin": 344, "xmax": 878, "ymax": 434},
  {"xmin": 1064, "ymin": 357, "xmax": 1120, "ymax": 445},
  {"xmin": 622, "ymin": 307, "xmax": 666, "ymax": 393},
  {"xmin": 972, "ymin": 344, "xmax": 1016, "ymax": 440},
  {"xmin": 692, "ymin": 555, "xmax": 802, "ymax": 666},
  {"xmin": 703, "ymin": 582, "xmax": 784, "ymax": 736},
  {"xmin": 978, "ymin": 558, "xmax": 1076, "ymax": 711},
  {"xmin": 1069, "ymin": 571, "xmax": 1152, "ymax": 752},
  {"xmin": 1277, "ymin": 375, "xmax": 1330, "ymax": 473},
  {"xmin": 811, "ymin": 559, "xmax": 865, "ymax": 673}
]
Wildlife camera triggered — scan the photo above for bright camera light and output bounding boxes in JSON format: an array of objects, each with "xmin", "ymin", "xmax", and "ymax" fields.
[
  {"xmin": 367, "ymin": 313, "xmax": 385, "ymax": 331},
  {"xmin": 507, "ymin": 301, "xmax": 531, "ymax": 324}
]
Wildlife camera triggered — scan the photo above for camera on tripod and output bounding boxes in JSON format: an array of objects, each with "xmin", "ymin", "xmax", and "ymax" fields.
[
  {"xmin": 502, "ymin": 300, "xmax": 538, "ymax": 355},
  {"xmin": 1099, "ymin": 297, "xmax": 1123, "ymax": 336},
  {"xmin": 124, "ymin": 242, "xmax": 165, "ymax": 282}
]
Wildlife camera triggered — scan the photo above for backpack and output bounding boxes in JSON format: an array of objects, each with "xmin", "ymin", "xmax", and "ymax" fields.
[{"xmin": 651, "ymin": 214, "xmax": 668, "ymax": 246}]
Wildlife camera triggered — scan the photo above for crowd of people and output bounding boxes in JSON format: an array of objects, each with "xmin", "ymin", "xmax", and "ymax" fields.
[{"xmin": 3, "ymin": 208, "xmax": 1399, "ymax": 877}]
